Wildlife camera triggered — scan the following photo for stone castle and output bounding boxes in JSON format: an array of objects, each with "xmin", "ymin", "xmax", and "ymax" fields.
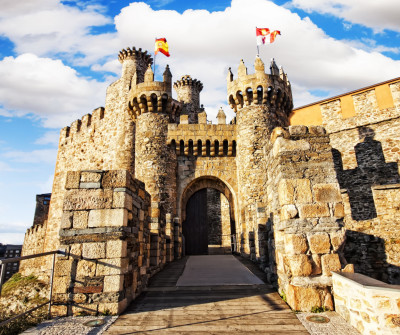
[{"xmin": 19, "ymin": 46, "xmax": 400, "ymax": 316}]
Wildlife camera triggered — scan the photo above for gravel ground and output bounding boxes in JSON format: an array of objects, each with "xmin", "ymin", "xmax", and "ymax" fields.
[
  {"xmin": 21, "ymin": 315, "xmax": 118, "ymax": 335},
  {"xmin": 21, "ymin": 310, "xmax": 359, "ymax": 335},
  {"xmin": 296, "ymin": 311, "xmax": 360, "ymax": 335}
]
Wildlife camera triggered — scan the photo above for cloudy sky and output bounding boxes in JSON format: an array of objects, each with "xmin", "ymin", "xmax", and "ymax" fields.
[{"xmin": 0, "ymin": 0, "xmax": 399, "ymax": 244}]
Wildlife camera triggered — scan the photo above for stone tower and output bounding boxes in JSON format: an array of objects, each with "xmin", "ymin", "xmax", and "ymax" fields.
[
  {"xmin": 128, "ymin": 64, "xmax": 181, "ymax": 266},
  {"xmin": 173, "ymin": 75, "xmax": 203, "ymax": 123},
  {"xmin": 227, "ymin": 56, "xmax": 292, "ymax": 254}
]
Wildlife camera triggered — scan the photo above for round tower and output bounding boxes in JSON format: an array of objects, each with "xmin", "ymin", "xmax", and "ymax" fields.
[
  {"xmin": 227, "ymin": 56, "xmax": 293, "ymax": 254},
  {"xmin": 128, "ymin": 64, "xmax": 181, "ymax": 266},
  {"xmin": 118, "ymin": 47, "xmax": 153, "ymax": 84},
  {"xmin": 173, "ymin": 75, "xmax": 203, "ymax": 123}
]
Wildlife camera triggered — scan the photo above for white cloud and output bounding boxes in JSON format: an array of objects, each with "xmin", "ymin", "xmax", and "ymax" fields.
[
  {"xmin": 38, "ymin": 174, "xmax": 54, "ymax": 193},
  {"xmin": 0, "ymin": 53, "xmax": 108, "ymax": 127},
  {"xmin": 0, "ymin": 0, "xmax": 120, "ymax": 65},
  {"xmin": 3, "ymin": 149, "xmax": 57, "ymax": 165},
  {"xmin": 35, "ymin": 131, "xmax": 60, "ymax": 146},
  {"xmin": 113, "ymin": 0, "xmax": 400, "ymax": 111},
  {"xmin": 0, "ymin": 233, "xmax": 26, "ymax": 245},
  {"xmin": 289, "ymin": 0, "xmax": 400, "ymax": 33}
]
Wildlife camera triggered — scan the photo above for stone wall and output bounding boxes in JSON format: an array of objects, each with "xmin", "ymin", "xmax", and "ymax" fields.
[
  {"xmin": 20, "ymin": 194, "xmax": 51, "ymax": 276},
  {"xmin": 265, "ymin": 125, "xmax": 347, "ymax": 311},
  {"xmin": 52, "ymin": 170, "xmax": 151, "ymax": 316},
  {"xmin": 321, "ymin": 83, "xmax": 400, "ymax": 284},
  {"xmin": 333, "ymin": 272, "xmax": 400, "ymax": 335}
]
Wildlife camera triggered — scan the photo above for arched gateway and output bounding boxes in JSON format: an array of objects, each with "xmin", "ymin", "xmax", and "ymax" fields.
[{"xmin": 180, "ymin": 176, "xmax": 238, "ymax": 255}]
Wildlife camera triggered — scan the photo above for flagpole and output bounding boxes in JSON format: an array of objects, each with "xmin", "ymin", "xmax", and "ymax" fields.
[
  {"xmin": 256, "ymin": 27, "xmax": 259, "ymax": 56},
  {"xmin": 154, "ymin": 37, "xmax": 157, "ymax": 74}
]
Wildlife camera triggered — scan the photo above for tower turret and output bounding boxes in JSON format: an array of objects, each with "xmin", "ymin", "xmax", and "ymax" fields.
[
  {"xmin": 173, "ymin": 75, "xmax": 203, "ymax": 123},
  {"xmin": 118, "ymin": 47, "xmax": 153, "ymax": 84},
  {"xmin": 128, "ymin": 64, "xmax": 181, "ymax": 267},
  {"xmin": 227, "ymin": 56, "xmax": 293, "ymax": 254}
]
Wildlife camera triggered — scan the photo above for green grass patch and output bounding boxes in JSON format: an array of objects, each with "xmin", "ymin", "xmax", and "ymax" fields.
[{"xmin": 1, "ymin": 273, "xmax": 39, "ymax": 297}]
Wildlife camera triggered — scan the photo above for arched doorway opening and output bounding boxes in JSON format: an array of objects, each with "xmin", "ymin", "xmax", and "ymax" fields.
[{"xmin": 181, "ymin": 177, "xmax": 237, "ymax": 255}]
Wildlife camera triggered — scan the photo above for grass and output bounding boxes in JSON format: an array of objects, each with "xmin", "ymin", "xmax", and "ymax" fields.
[
  {"xmin": 1, "ymin": 273, "xmax": 38, "ymax": 297},
  {"xmin": 0, "ymin": 273, "xmax": 49, "ymax": 335}
]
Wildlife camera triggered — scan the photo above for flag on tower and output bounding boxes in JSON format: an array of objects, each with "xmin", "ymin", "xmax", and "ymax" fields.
[
  {"xmin": 256, "ymin": 27, "xmax": 270, "ymax": 45},
  {"xmin": 256, "ymin": 27, "xmax": 281, "ymax": 45},
  {"xmin": 155, "ymin": 38, "xmax": 170, "ymax": 57}
]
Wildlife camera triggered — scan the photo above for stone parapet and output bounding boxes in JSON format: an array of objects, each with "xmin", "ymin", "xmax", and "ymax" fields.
[
  {"xmin": 51, "ymin": 170, "xmax": 151, "ymax": 316},
  {"xmin": 168, "ymin": 123, "xmax": 236, "ymax": 157},
  {"xmin": 333, "ymin": 272, "xmax": 400, "ymax": 334},
  {"xmin": 265, "ymin": 125, "xmax": 348, "ymax": 311}
]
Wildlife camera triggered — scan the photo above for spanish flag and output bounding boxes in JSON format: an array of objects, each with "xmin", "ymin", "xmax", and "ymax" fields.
[{"xmin": 155, "ymin": 38, "xmax": 170, "ymax": 57}]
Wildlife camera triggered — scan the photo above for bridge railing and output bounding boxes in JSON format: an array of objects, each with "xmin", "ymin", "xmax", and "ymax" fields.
[{"xmin": 0, "ymin": 249, "xmax": 65, "ymax": 327}]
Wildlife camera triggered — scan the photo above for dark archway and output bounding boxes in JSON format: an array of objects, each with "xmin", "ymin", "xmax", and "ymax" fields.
[{"xmin": 181, "ymin": 177, "xmax": 237, "ymax": 255}]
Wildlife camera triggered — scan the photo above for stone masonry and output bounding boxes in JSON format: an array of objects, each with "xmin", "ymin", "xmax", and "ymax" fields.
[{"xmin": 20, "ymin": 46, "xmax": 400, "ymax": 316}]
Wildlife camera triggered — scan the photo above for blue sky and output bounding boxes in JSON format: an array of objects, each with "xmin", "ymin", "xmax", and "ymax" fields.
[{"xmin": 1, "ymin": 0, "xmax": 399, "ymax": 244}]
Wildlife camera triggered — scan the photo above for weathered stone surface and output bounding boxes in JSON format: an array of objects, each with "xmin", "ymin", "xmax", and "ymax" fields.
[
  {"xmin": 278, "ymin": 179, "xmax": 312, "ymax": 205},
  {"xmin": 103, "ymin": 275, "xmax": 124, "ymax": 292},
  {"xmin": 63, "ymin": 189, "xmax": 113, "ymax": 210},
  {"xmin": 82, "ymin": 242, "xmax": 106, "ymax": 259},
  {"xmin": 307, "ymin": 232, "xmax": 331, "ymax": 254},
  {"xmin": 284, "ymin": 234, "xmax": 308, "ymax": 254},
  {"xmin": 273, "ymin": 137, "xmax": 311, "ymax": 156},
  {"xmin": 96, "ymin": 257, "xmax": 129, "ymax": 276},
  {"xmin": 281, "ymin": 204, "xmax": 298, "ymax": 220},
  {"xmin": 330, "ymin": 229, "xmax": 346, "ymax": 252},
  {"xmin": 73, "ymin": 211, "xmax": 89, "ymax": 229},
  {"xmin": 285, "ymin": 254, "xmax": 313, "ymax": 276},
  {"xmin": 321, "ymin": 253, "xmax": 341, "ymax": 276},
  {"xmin": 313, "ymin": 183, "xmax": 342, "ymax": 203},
  {"xmin": 299, "ymin": 203, "xmax": 330, "ymax": 218},
  {"xmin": 76, "ymin": 259, "xmax": 96, "ymax": 277},
  {"xmin": 286, "ymin": 285, "xmax": 321, "ymax": 311},
  {"xmin": 80, "ymin": 171, "xmax": 102, "ymax": 183},
  {"xmin": 65, "ymin": 171, "xmax": 80, "ymax": 189},
  {"xmin": 106, "ymin": 239, "xmax": 127, "ymax": 258},
  {"xmin": 88, "ymin": 208, "xmax": 128, "ymax": 228}
]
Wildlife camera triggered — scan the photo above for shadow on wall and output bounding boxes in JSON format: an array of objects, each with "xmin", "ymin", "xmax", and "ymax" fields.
[
  {"xmin": 345, "ymin": 231, "xmax": 400, "ymax": 284},
  {"xmin": 332, "ymin": 126, "xmax": 400, "ymax": 221}
]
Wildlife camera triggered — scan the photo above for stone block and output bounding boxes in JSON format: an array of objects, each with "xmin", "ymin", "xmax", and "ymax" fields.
[
  {"xmin": 70, "ymin": 243, "xmax": 82, "ymax": 258},
  {"xmin": 281, "ymin": 204, "xmax": 298, "ymax": 220},
  {"xmin": 63, "ymin": 189, "xmax": 113, "ymax": 210},
  {"xmin": 102, "ymin": 170, "xmax": 129, "ymax": 188},
  {"xmin": 53, "ymin": 276, "xmax": 71, "ymax": 294},
  {"xmin": 324, "ymin": 292, "xmax": 334, "ymax": 311},
  {"xmin": 73, "ymin": 211, "xmax": 89, "ymax": 229},
  {"xmin": 73, "ymin": 285, "xmax": 103, "ymax": 294},
  {"xmin": 286, "ymin": 285, "xmax": 321, "ymax": 311},
  {"xmin": 307, "ymin": 232, "xmax": 331, "ymax": 254},
  {"xmin": 72, "ymin": 303, "xmax": 98, "ymax": 315},
  {"xmin": 103, "ymin": 275, "xmax": 124, "ymax": 292},
  {"xmin": 311, "ymin": 254, "xmax": 322, "ymax": 275},
  {"xmin": 313, "ymin": 183, "xmax": 341, "ymax": 203},
  {"xmin": 82, "ymin": 242, "xmax": 106, "ymax": 259},
  {"xmin": 81, "ymin": 171, "xmax": 102, "ymax": 183},
  {"xmin": 65, "ymin": 171, "xmax": 80, "ymax": 189},
  {"xmin": 60, "ymin": 211, "xmax": 73, "ymax": 229},
  {"xmin": 54, "ymin": 259, "xmax": 74, "ymax": 277},
  {"xmin": 51, "ymin": 305, "xmax": 68, "ymax": 317},
  {"xmin": 98, "ymin": 299, "xmax": 128, "ymax": 315},
  {"xmin": 278, "ymin": 179, "xmax": 312, "ymax": 205},
  {"xmin": 284, "ymin": 234, "xmax": 308, "ymax": 254},
  {"xmin": 273, "ymin": 137, "xmax": 311, "ymax": 156},
  {"xmin": 333, "ymin": 203, "xmax": 345, "ymax": 218},
  {"xmin": 113, "ymin": 191, "xmax": 133, "ymax": 211},
  {"xmin": 289, "ymin": 125, "xmax": 308, "ymax": 135},
  {"xmin": 330, "ymin": 229, "xmax": 346, "ymax": 252},
  {"xmin": 76, "ymin": 259, "xmax": 96, "ymax": 277},
  {"xmin": 299, "ymin": 203, "xmax": 330, "ymax": 218},
  {"xmin": 321, "ymin": 253, "xmax": 341, "ymax": 276},
  {"xmin": 285, "ymin": 254, "xmax": 312, "ymax": 276},
  {"xmin": 96, "ymin": 257, "xmax": 129, "ymax": 276},
  {"xmin": 88, "ymin": 208, "xmax": 128, "ymax": 228},
  {"xmin": 270, "ymin": 127, "xmax": 290, "ymax": 144},
  {"xmin": 106, "ymin": 239, "xmax": 127, "ymax": 258}
]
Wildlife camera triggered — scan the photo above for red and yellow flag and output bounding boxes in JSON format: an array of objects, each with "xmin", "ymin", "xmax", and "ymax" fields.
[
  {"xmin": 155, "ymin": 38, "xmax": 170, "ymax": 57},
  {"xmin": 256, "ymin": 27, "xmax": 281, "ymax": 45}
]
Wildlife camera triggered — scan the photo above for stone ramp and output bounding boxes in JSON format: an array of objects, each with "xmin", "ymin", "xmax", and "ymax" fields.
[{"xmin": 105, "ymin": 256, "xmax": 309, "ymax": 334}]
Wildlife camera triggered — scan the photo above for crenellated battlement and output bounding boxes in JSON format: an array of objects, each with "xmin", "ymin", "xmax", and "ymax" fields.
[
  {"xmin": 168, "ymin": 123, "xmax": 236, "ymax": 157},
  {"xmin": 127, "ymin": 65, "xmax": 182, "ymax": 121},
  {"xmin": 174, "ymin": 75, "xmax": 203, "ymax": 97},
  {"xmin": 118, "ymin": 47, "xmax": 153, "ymax": 64},
  {"xmin": 59, "ymin": 107, "xmax": 105, "ymax": 142},
  {"xmin": 227, "ymin": 57, "xmax": 292, "ymax": 114}
]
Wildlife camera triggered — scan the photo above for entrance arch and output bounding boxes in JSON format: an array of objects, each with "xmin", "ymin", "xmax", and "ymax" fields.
[{"xmin": 180, "ymin": 176, "xmax": 238, "ymax": 255}]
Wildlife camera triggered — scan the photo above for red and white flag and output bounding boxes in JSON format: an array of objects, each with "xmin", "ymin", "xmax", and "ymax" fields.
[{"xmin": 256, "ymin": 27, "xmax": 281, "ymax": 45}]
